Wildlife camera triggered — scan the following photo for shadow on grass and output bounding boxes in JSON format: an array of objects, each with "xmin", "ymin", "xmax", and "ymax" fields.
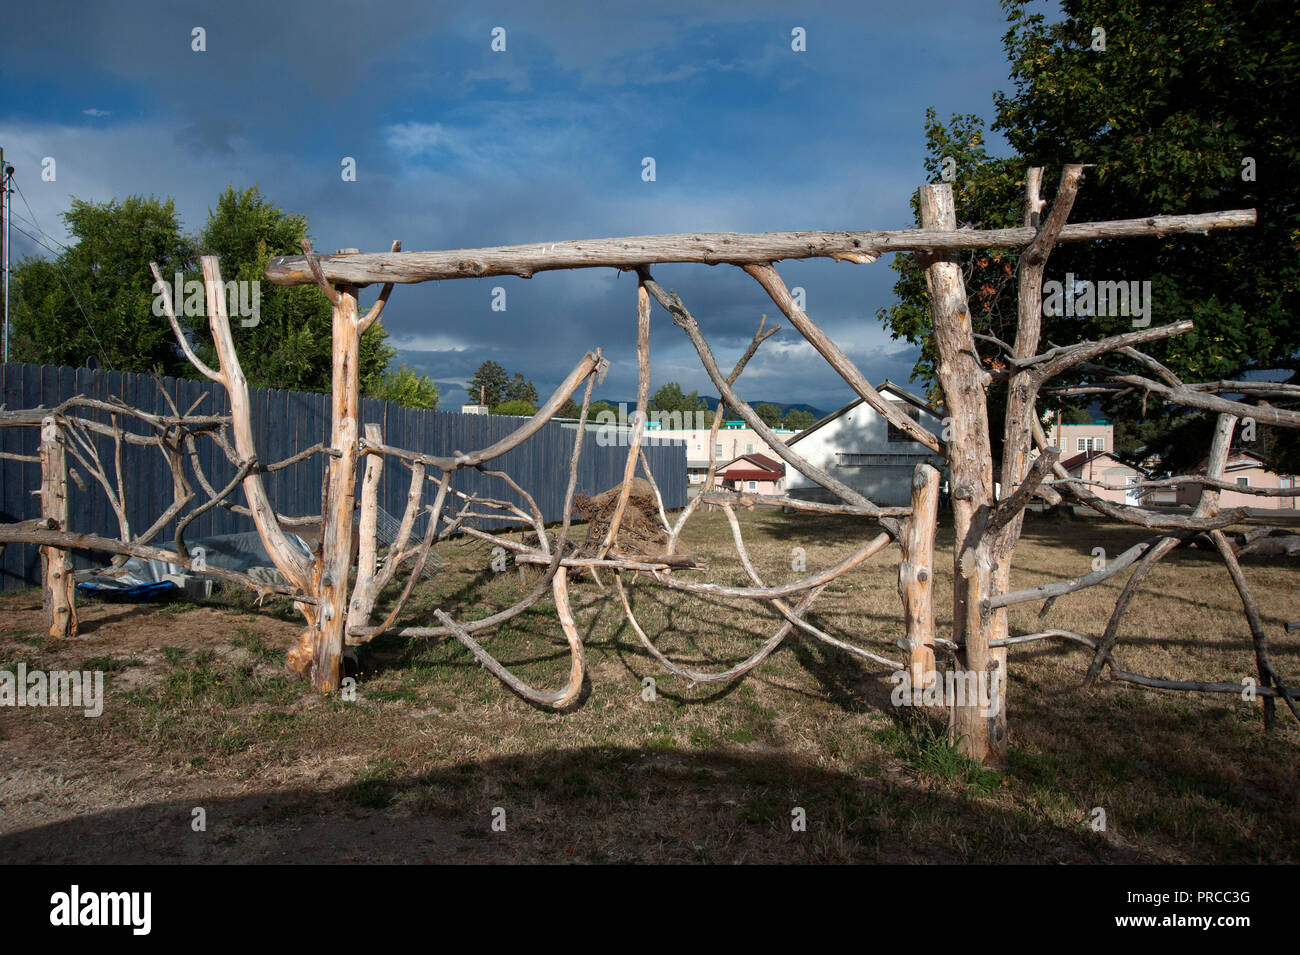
[{"xmin": 0, "ymin": 744, "xmax": 1146, "ymax": 864}]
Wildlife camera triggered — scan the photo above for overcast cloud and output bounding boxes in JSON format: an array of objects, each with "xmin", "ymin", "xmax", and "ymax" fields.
[{"xmin": 0, "ymin": 0, "xmax": 1016, "ymax": 413}]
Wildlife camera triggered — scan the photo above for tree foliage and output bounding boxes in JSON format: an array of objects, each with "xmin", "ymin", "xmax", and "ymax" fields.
[
  {"xmin": 196, "ymin": 186, "xmax": 396, "ymax": 396},
  {"xmin": 12, "ymin": 196, "xmax": 194, "ymax": 373},
  {"xmin": 783, "ymin": 408, "xmax": 816, "ymax": 430},
  {"xmin": 879, "ymin": 0, "xmax": 1300, "ymax": 469},
  {"xmin": 468, "ymin": 360, "xmax": 509, "ymax": 407},
  {"xmin": 755, "ymin": 402, "xmax": 784, "ymax": 427},
  {"xmin": 12, "ymin": 186, "xmax": 441, "ymax": 408},
  {"xmin": 650, "ymin": 382, "xmax": 708, "ymax": 416}
]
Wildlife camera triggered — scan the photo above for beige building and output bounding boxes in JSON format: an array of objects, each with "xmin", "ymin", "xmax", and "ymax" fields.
[{"xmin": 1048, "ymin": 420, "xmax": 1114, "ymax": 456}]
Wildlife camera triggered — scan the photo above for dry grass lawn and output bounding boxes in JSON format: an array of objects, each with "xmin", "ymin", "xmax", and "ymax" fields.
[{"xmin": 0, "ymin": 507, "xmax": 1296, "ymax": 863}]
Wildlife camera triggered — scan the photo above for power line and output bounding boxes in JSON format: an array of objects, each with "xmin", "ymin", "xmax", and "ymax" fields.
[
  {"xmin": 13, "ymin": 180, "xmax": 71, "ymax": 253},
  {"xmin": 8, "ymin": 215, "xmax": 111, "ymax": 369}
]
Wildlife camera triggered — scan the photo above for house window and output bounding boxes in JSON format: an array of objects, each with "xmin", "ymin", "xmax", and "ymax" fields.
[
  {"xmin": 716, "ymin": 443, "xmax": 723, "ymax": 456},
  {"xmin": 1077, "ymin": 437, "xmax": 1088, "ymax": 452},
  {"xmin": 747, "ymin": 481, "xmax": 757, "ymax": 491},
  {"xmin": 746, "ymin": 443, "xmax": 754, "ymax": 454},
  {"xmin": 1236, "ymin": 477, "xmax": 1250, "ymax": 487},
  {"xmin": 1093, "ymin": 436, "xmax": 1104, "ymax": 451},
  {"xmin": 886, "ymin": 405, "xmax": 921, "ymax": 443}
]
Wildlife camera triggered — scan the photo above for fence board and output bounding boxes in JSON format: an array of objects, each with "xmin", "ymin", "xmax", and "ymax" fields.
[{"xmin": 1, "ymin": 362, "xmax": 685, "ymax": 589}]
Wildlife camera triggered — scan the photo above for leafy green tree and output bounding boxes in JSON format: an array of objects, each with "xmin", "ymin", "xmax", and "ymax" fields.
[
  {"xmin": 588, "ymin": 400, "xmax": 618, "ymax": 420},
  {"xmin": 11, "ymin": 196, "xmax": 194, "ymax": 372},
  {"xmin": 492, "ymin": 398, "xmax": 538, "ymax": 417},
  {"xmin": 468, "ymin": 360, "xmax": 509, "ymax": 407},
  {"xmin": 373, "ymin": 365, "xmax": 439, "ymax": 410},
  {"xmin": 783, "ymin": 408, "xmax": 816, "ymax": 430},
  {"xmin": 880, "ymin": 0, "xmax": 1300, "ymax": 469},
  {"xmin": 650, "ymin": 382, "xmax": 707, "ymax": 416},
  {"xmin": 755, "ymin": 402, "xmax": 784, "ymax": 428},
  {"xmin": 504, "ymin": 372, "xmax": 538, "ymax": 406},
  {"xmin": 195, "ymin": 186, "xmax": 396, "ymax": 396}
]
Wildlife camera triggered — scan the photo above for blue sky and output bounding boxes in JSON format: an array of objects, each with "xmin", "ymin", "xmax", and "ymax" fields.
[{"xmin": 0, "ymin": 0, "xmax": 1022, "ymax": 413}]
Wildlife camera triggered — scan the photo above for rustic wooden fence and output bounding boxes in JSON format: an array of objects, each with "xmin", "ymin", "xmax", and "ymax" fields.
[{"xmin": 0, "ymin": 362, "xmax": 686, "ymax": 590}]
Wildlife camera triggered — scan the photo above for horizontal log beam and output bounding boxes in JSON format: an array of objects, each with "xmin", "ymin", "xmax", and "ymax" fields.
[{"xmin": 265, "ymin": 210, "xmax": 1256, "ymax": 286}]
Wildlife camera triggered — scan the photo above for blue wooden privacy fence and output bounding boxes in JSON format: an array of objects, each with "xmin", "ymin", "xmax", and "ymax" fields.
[{"xmin": 0, "ymin": 362, "xmax": 685, "ymax": 590}]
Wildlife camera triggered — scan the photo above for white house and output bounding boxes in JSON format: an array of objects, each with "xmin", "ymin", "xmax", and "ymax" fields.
[{"xmin": 784, "ymin": 381, "xmax": 946, "ymax": 506}]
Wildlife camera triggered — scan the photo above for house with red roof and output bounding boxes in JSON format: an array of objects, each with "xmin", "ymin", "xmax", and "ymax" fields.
[
  {"xmin": 1059, "ymin": 449, "xmax": 1145, "ymax": 505},
  {"xmin": 714, "ymin": 452, "xmax": 786, "ymax": 495}
]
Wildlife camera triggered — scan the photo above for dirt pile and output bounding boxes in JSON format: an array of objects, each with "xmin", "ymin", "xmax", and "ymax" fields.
[{"xmin": 573, "ymin": 478, "xmax": 668, "ymax": 557}]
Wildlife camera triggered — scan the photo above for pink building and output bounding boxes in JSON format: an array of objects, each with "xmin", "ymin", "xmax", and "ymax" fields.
[
  {"xmin": 715, "ymin": 453, "xmax": 786, "ymax": 495},
  {"xmin": 1060, "ymin": 450, "xmax": 1145, "ymax": 505},
  {"xmin": 1174, "ymin": 451, "xmax": 1298, "ymax": 510}
]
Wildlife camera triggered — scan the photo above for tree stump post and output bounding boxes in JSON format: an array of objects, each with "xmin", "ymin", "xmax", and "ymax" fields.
[
  {"xmin": 39, "ymin": 415, "xmax": 77, "ymax": 637},
  {"xmin": 899, "ymin": 462, "xmax": 939, "ymax": 689},
  {"xmin": 918, "ymin": 182, "xmax": 1004, "ymax": 765},
  {"xmin": 312, "ymin": 282, "xmax": 363, "ymax": 692}
]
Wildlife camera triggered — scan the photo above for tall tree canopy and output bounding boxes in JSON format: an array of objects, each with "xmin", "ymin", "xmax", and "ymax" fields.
[
  {"xmin": 196, "ymin": 186, "xmax": 396, "ymax": 396},
  {"xmin": 12, "ymin": 196, "xmax": 194, "ymax": 373},
  {"xmin": 880, "ymin": 0, "xmax": 1300, "ymax": 469},
  {"xmin": 11, "ymin": 185, "xmax": 440, "ymax": 407}
]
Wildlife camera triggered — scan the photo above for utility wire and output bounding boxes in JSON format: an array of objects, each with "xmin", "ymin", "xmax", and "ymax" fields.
[{"xmin": 7, "ymin": 215, "xmax": 111, "ymax": 369}]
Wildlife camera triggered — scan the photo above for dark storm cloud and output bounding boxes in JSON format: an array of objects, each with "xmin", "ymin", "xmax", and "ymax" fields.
[{"xmin": 1, "ymin": 0, "xmax": 1013, "ymax": 409}]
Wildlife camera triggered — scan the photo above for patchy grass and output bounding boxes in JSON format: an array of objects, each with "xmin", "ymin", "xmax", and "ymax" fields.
[{"xmin": 0, "ymin": 508, "xmax": 1296, "ymax": 863}]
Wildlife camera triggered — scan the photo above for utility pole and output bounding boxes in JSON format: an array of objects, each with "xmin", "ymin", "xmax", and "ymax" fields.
[{"xmin": 2, "ymin": 148, "xmax": 12, "ymax": 364}]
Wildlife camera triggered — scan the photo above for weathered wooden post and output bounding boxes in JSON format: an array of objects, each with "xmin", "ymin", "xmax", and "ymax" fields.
[
  {"xmin": 39, "ymin": 414, "xmax": 77, "ymax": 637},
  {"xmin": 917, "ymin": 182, "xmax": 1003, "ymax": 764},
  {"xmin": 312, "ymin": 274, "xmax": 363, "ymax": 692},
  {"xmin": 899, "ymin": 462, "xmax": 938, "ymax": 689},
  {"xmin": 345, "ymin": 423, "xmax": 384, "ymax": 637}
]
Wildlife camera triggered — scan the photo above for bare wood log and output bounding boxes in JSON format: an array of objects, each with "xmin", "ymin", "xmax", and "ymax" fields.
[
  {"xmin": 433, "ymin": 570, "xmax": 586, "ymax": 709},
  {"xmin": 990, "ymin": 629, "xmax": 1097, "ymax": 650},
  {"xmin": 1074, "ymin": 363, "xmax": 1300, "ymax": 429},
  {"xmin": 39, "ymin": 417, "xmax": 77, "ymax": 638},
  {"xmin": 184, "ymin": 258, "xmax": 312, "ymax": 592},
  {"xmin": 0, "ymin": 522, "xmax": 312, "ymax": 600},
  {"xmin": 668, "ymin": 315, "xmax": 780, "ymax": 554},
  {"xmin": 1084, "ymin": 413, "xmax": 1237, "ymax": 685},
  {"xmin": 1053, "ymin": 475, "xmax": 1300, "ymax": 497},
  {"xmin": 359, "ymin": 350, "xmax": 605, "ymax": 471},
  {"xmin": 899, "ymin": 463, "xmax": 939, "ymax": 685},
  {"xmin": 357, "ymin": 240, "xmax": 401, "ymax": 333},
  {"xmin": 697, "ymin": 490, "xmax": 910, "ymax": 518},
  {"xmin": 721, "ymin": 504, "xmax": 901, "ymax": 668},
  {"xmin": 1028, "ymin": 321, "xmax": 1193, "ymax": 381},
  {"xmin": 311, "ymin": 281, "xmax": 364, "ymax": 692},
  {"xmin": 639, "ymin": 269, "xmax": 900, "ymax": 534},
  {"xmin": 1111, "ymin": 670, "xmax": 1300, "ymax": 697},
  {"xmin": 919, "ymin": 181, "xmax": 1002, "ymax": 765},
  {"xmin": 617, "ymin": 574, "xmax": 830, "ymax": 684},
  {"xmin": 345, "ymin": 424, "xmax": 385, "ymax": 636},
  {"xmin": 264, "ymin": 209, "xmax": 1255, "ymax": 286},
  {"xmin": 598, "ymin": 281, "xmax": 651, "ymax": 559},
  {"xmin": 651, "ymin": 531, "xmax": 891, "ymax": 599},
  {"xmin": 1211, "ymin": 529, "xmax": 1298, "ymax": 728},
  {"xmin": 744, "ymin": 262, "xmax": 941, "ymax": 450},
  {"xmin": 989, "ymin": 534, "xmax": 1165, "ymax": 611}
]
